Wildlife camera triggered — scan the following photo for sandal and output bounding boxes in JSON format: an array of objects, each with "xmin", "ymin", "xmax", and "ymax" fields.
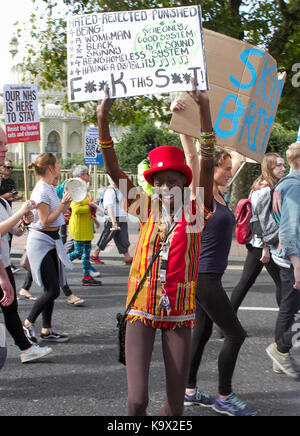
[
  {"xmin": 67, "ymin": 296, "xmax": 85, "ymax": 306},
  {"xmin": 19, "ymin": 289, "xmax": 37, "ymax": 301}
]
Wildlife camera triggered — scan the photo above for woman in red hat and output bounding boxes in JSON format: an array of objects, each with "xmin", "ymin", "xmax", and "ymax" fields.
[{"xmin": 97, "ymin": 83, "xmax": 215, "ymax": 416}]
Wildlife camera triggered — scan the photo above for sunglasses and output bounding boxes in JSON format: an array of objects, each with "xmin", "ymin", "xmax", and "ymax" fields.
[{"xmin": 2, "ymin": 165, "xmax": 13, "ymax": 170}]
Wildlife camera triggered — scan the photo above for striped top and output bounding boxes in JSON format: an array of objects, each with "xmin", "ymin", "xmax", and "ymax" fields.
[
  {"xmin": 30, "ymin": 181, "xmax": 65, "ymax": 229},
  {"xmin": 126, "ymin": 193, "xmax": 212, "ymax": 329}
]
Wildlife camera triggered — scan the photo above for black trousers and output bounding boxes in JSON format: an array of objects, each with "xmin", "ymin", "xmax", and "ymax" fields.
[
  {"xmin": 21, "ymin": 269, "xmax": 72, "ymax": 297},
  {"xmin": 0, "ymin": 267, "xmax": 32, "ymax": 351},
  {"xmin": 230, "ymin": 244, "xmax": 282, "ymax": 312},
  {"xmin": 275, "ymin": 266, "xmax": 300, "ymax": 354},
  {"xmin": 96, "ymin": 219, "xmax": 130, "ymax": 254},
  {"xmin": 187, "ymin": 273, "xmax": 246, "ymax": 396}
]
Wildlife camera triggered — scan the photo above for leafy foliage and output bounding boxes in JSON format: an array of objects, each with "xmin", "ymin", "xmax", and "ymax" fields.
[
  {"xmin": 114, "ymin": 118, "xmax": 181, "ymax": 171},
  {"xmin": 17, "ymin": 0, "xmax": 300, "ymax": 129}
]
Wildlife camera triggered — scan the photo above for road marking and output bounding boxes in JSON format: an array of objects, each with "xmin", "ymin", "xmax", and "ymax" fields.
[
  {"xmin": 240, "ymin": 307, "xmax": 300, "ymax": 313},
  {"xmin": 240, "ymin": 306, "xmax": 278, "ymax": 312},
  {"xmin": 227, "ymin": 265, "xmax": 244, "ymax": 270}
]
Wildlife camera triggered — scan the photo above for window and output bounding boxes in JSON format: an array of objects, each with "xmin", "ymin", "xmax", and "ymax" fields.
[{"xmin": 46, "ymin": 131, "xmax": 60, "ymax": 153}]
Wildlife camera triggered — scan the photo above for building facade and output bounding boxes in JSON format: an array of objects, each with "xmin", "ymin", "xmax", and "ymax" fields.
[{"xmin": 0, "ymin": 37, "xmax": 122, "ymax": 164}]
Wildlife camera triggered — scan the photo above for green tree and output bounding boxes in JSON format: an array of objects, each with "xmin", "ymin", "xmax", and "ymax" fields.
[
  {"xmin": 114, "ymin": 118, "xmax": 181, "ymax": 171},
  {"xmin": 229, "ymin": 122, "xmax": 298, "ymax": 211},
  {"xmin": 20, "ymin": 0, "xmax": 300, "ymax": 129}
]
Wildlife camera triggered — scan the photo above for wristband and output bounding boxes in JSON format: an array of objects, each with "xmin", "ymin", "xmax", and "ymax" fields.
[
  {"xmin": 98, "ymin": 137, "xmax": 114, "ymax": 149},
  {"xmin": 200, "ymin": 130, "xmax": 216, "ymax": 160}
]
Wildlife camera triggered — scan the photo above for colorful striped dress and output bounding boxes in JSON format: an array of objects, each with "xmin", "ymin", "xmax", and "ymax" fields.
[{"xmin": 126, "ymin": 193, "xmax": 212, "ymax": 329}]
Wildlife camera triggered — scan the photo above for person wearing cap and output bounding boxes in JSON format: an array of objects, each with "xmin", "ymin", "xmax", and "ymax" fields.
[
  {"xmin": 137, "ymin": 144, "xmax": 156, "ymax": 195},
  {"xmin": 97, "ymin": 82, "xmax": 214, "ymax": 416}
]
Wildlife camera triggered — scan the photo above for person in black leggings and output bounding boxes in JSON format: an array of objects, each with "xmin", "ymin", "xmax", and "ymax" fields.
[
  {"xmin": 19, "ymin": 265, "xmax": 84, "ymax": 306},
  {"xmin": 172, "ymin": 134, "xmax": 255, "ymax": 415},
  {"xmin": 230, "ymin": 152, "xmax": 285, "ymax": 313},
  {"xmin": 230, "ymin": 244, "xmax": 282, "ymax": 311},
  {"xmin": 23, "ymin": 152, "xmax": 73, "ymax": 344},
  {"xmin": 0, "ymin": 127, "xmax": 52, "ymax": 363}
]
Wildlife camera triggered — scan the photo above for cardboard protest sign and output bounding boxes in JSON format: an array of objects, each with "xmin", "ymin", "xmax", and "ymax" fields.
[
  {"xmin": 84, "ymin": 126, "xmax": 104, "ymax": 165},
  {"xmin": 3, "ymin": 84, "xmax": 40, "ymax": 144},
  {"xmin": 169, "ymin": 29, "xmax": 286, "ymax": 163},
  {"xmin": 67, "ymin": 5, "xmax": 208, "ymax": 102}
]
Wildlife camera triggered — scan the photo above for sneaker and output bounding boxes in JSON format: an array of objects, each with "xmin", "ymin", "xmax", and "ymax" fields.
[
  {"xmin": 40, "ymin": 331, "xmax": 69, "ymax": 343},
  {"xmin": 23, "ymin": 325, "xmax": 38, "ymax": 344},
  {"xmin": 11, "ymin": 264, "xmax": 21, "ymax": 274},
  {"xmin": 82, "ymin": 276, "xmax": 102, "ymax": 286},
  {"xmin": 20, "ymin": 344, "xmax": 52, "ymax": 363},
  {"xmin": 90, "ymin": 255, "xmax": 104, "ymax": 265},
  {"xmin": 212, "ymin": 393, "xmax": 257, "ymax": 416},
  {"xmin": 273, "ymin": 362, "xmax": 284, "ymax": 374},
  {"xmin": 266, "ymin": 343, "xmax": 299, "ymax": 379},
  {"xmin": 90, "ymin": 270, "xmax": 101, "ymax": 278},
  {"xmin": 184, "ymin": 387, "xmax": 214, "ymax": 408}
]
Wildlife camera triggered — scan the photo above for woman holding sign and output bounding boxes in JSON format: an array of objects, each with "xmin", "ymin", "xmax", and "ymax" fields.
[{"xmin": 97, "ymin": 82, "xmax": 214, "ymax": 416}]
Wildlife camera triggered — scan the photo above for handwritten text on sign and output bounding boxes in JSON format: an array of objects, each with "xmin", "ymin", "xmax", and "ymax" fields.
[
  {"xmin": 3, "ymin": 84, "xmax": 40, "ymax": 144},
  {"xmin": 67, "ymin": 6, "xmax": 207, "ymax": 102}
]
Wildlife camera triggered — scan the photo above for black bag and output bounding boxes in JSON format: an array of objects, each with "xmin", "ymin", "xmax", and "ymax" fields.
[
  {"xmin": 116, "ymin": 313, "xmax": 126, "ymax": 365},
  {"xmin": 116, "ymin": 220, "xmax": 177, "ymax": 365}
]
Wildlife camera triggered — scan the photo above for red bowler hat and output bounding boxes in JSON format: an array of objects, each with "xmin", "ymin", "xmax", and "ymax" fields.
[{"xmin": 143, "ymin": 146, "xmax": 193, "ymax": 187}]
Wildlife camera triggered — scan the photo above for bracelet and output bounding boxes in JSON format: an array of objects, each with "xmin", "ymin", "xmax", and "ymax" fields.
[
  {"xmin": 99, "ymin": 137, "xmax": 113, "ymax": 144},
  {"xmin": 98, "ymin": 138, "xmax": 114, "ymax": 149},
  {"xmin": 200, "ymin": 129, "xmax": 216, "ymax": 138},
  {"xmin": 18, "ymin": 222, "xmax": 26, "ymax": 233},
  {"xmin": 200, "ymin": 130, "xmax": 216, "ymax": 160}
]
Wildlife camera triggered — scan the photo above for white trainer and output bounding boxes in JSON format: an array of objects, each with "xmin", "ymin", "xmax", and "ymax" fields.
[
  {"xmin": 20, "ymin": 344, "xmax": 52, "ymax": 364},
  {"xmin": 90, "ymin": 270, "xmax": 101, "ymax": 278},
  {"xmin": 266, "ymin": 343, "xmax": 299, "ymax": 379}
]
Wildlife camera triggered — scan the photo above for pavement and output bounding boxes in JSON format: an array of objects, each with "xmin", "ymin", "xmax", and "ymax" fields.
[{"xmin": 1, "ymin": 211, "xmax": 299, "ymax": 418}]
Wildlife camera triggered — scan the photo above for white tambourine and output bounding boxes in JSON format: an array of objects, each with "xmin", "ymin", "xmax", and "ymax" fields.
[{"xmin": 64, "ymin": 178, "xmax": 88, "ymax": 202}]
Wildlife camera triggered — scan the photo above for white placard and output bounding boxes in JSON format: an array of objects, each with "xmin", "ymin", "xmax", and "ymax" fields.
[{"xmin": 67, "ymin": 6, "xmax": 207, "ymax": 102}]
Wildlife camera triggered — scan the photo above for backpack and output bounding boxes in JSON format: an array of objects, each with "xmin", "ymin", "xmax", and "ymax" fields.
[
  {"xmin": 234, "ymin": 198, "xmax": 252, "ymax": 244},
  {"xmin": 249, "ymin": 174, "xmax": 300, "ymax": 247},
  {"xmin": 250, "ymin": 187, "xmax": 279, "ymax": 246},
  {"xmin": 98, "ymin": 186, "xmax": 119, "ymax": 217}
]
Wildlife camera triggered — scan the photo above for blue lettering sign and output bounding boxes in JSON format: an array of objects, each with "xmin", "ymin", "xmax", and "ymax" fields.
[
  {"xmin": 214, "ymin": 94, "xmax": 244, "ymax": 139},
  {"xmin": 229, "ymin": 48, "xmax": 264, "ymax": 90},
  {"xmin": 238, "ymin": 102, "xmax": 256, "ymax": 147},
  {"xmin": 255, "ymin": 56, "xmax": 276, "ymax": 104}
]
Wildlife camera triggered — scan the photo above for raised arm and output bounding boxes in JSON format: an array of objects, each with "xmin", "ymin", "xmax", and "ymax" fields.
[
  {"xmin": 189, "ymin": 86, "xmax": 214, "ymax": 211},
  {"xmin": 171, "ymin": 85, "xmax": 215, "ymax": 210},
  {"xmin": 96, "ymin": 86, "xmax": 135, "ymax": 199}
]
